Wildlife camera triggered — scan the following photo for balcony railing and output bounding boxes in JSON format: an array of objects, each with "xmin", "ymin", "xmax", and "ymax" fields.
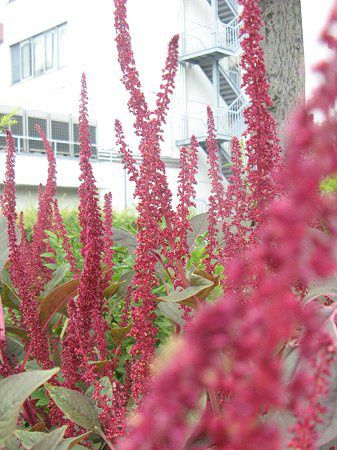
[
  {"xmin": 220, "ymin": 57, "xmax": 241, "ymax": 90},
  {"xmin": 180, "ymin": 18, "xmax": 240, "ymax": 59},
  {"xmin": 180, "ymin": 95, "xmax": 246, "ymax": 143},
  {"xmin": 0, "ymin": 134, "xmax": 117, "ymax": 162}
]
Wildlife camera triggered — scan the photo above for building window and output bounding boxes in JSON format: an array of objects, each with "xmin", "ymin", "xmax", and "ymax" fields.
[
  {"xmin": 0, "ymin": 110, "xmax": 97, "ymax": 158},
  {"xmin": 10, "ymin": 23, "xmax": 67, "ymax": 84}
]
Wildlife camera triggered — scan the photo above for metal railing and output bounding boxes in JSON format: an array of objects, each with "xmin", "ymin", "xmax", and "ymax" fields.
[
  {"xmin": 181, "ymin": 18, "xmax": 240, "ymax": 58},
  {"xmin": 225, "ymin": 0, "xmax": 238, "ymax": 14},
  {"xmin": 0, "ymin": 134, "xmax": 117, "ymax": 162},
  {"xmin": 220, "ymin": 57, "xmax": 241, "ymax": 90},
  {"xmin": 180, "ymin": 102, "xmax": 246, "ymax": 142}
]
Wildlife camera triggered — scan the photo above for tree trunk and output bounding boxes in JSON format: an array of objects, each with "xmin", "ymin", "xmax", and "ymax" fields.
[{"xmin": 260, "ymin": 0, "xmax": 305, "ymax": 142}]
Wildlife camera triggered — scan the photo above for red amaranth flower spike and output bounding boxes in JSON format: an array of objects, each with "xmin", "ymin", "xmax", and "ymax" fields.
[
  {"xmin": 114, "ymin": 0, "xmax": 182, "ymax": 403},
  {"xmin": 154, "ymin": 34, "xmax": 180, "ymax": 130},
  {"xmin": 31, "ymin": 126, "xmax": 57, "ymax": 291},
  {"xmin": 62, "ymin": 74, "xmax": 107, "ymax": 384},
  {"xmin": 177, "ymin": 135, "xmax": 198, "ymax": 263},
  {"xmin": 240, "ymin": 0, "xmax": 282, "ymax": 225},
  {"xmin": 113, "ymin": 0, "xmax": 150, "ymax": 135},
  {"xmin": 52, "ymin": 199, "xmax": 78, "ymax": 274},
  {"xmin": 204, "ymin": 107, "xmax": 226, "ymax": 273},
  {"xmin": 115, "ymin": 119, "xmax": 139, "ymax": 182},
  {"xmin": 221, "ymin": 137, "xmax": 250, "ymax": 278},
  {"xmin": 103, "ymin": 192, "xmax": 114, "ymax": 280},
  {"xmin": 2, "ymin": 130, "xmax": 51, "ymax": 368}
]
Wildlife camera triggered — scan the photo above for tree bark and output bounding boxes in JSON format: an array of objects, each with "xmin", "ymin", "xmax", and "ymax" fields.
[{"xmin": 260, "ymin": 0, "xmax": 305, "ymax": 142}]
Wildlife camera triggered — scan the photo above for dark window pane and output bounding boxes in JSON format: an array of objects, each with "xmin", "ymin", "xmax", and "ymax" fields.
[{"xmin": 11, "ymin": 44, "xmax": 20, "ymax": 83}]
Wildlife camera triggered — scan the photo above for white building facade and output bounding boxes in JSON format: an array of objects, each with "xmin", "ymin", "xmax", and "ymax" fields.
[{"xmin": 0, "ymin": 0, "xmax": 243, "ymax": 211}]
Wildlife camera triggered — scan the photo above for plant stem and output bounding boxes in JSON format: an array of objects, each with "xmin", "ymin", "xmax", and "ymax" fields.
[{"xmin": 97, "ymin": 429, "xmax": 115, "ymax": 449}]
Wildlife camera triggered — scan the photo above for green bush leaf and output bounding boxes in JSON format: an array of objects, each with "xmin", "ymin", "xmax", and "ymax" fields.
[
  {"xmin": 158, "ymin": 302, "xmax": 186, "ymax": 327},
  {"xmin": 103, "ymin": 281, "xmax": 123, "ymax": 299},
  {"xmin": 0, "ymin": 368, "xmax": 59, "ymax": 448},
  {"xmin": 15, "ymin": 428, "xmax": 89, "ymax": 450},
  {"xmin": 6, "ymin": 326, "xmax": 29, "ymax": 341},
  {"xmin": 31, "ymin": 426, "xmax": 67, "ymax": 450},
  {"xmin": 5, "ymin": 335, "xmax": 25, "ymax": 362},
  {"xmin": 110, "ymin": 323, "xmax": 132, "ymax": 345},
  {"xmin": 304, "ymin": 277, "xmax": 337, "ymax": 305},
  {"xmin": 0, "ymin": 216, "xmax": 11, "ymax": 272},
  {"xmin": 43, "ymin": 264, "xmax": 71, "ymax": 296},
  {"xmin": 158, "ymin": 280, "xmax": 213, "ymax": 309},
  {"xmin": 15, "ymin": 430, "xmax": 46, "ymax": 449},
  {"xmin": 46, "ymin": 385, "xmax": 102, "ymax": 433},
  {"xmin": 38, "ymin": 279, "xmax": 80, "ymax": 327},
  {"xmin": 187, "ymin": 213, "xmax": 208, "ymax": 249},
  {"xmin": 112, "ymin": 227, "xmax": 138, "ymax": 254}
]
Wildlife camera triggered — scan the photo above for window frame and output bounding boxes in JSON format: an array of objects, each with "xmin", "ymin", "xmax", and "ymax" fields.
[{"xmin": 10, "ymin": 22, "xmax": 67, "ymax": 84}]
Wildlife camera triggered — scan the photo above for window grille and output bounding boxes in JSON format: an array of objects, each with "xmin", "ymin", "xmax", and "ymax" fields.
[
  {"xmin": 73, "ymin": 124, "xmax": 97, "ymax": 158},
  {"xmin": 28, "ymin": 117, "xmax": 47, "ymax": 152},
  {"xmin": 51, "ymin": 120, "xmax": 70, "ymax": 155}
]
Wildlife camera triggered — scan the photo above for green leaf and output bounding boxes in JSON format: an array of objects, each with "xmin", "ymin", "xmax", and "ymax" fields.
[
  {"xmin": 103, "ymin": 281, "xmax": 123, "ymax": 299},
  {"xmin": 55, "ymin": 433, "xmax": 90, "ymax": 450},
  {"xmin": 316, "ymin": 318, "xmax": 337, "ymax": 447},
  {"xmin": 110, "ymin": 323, "xmax": 132, "ymax": 345},
  {"xmin": 112, "ymin": 227, "xmax": 138, "ymax": 254},
  {"xmin": 6, "ymin": 326, "xmax": 28, "ymax": 341},
  {"xmin": 0, "ymin": 216, "xmax": 12, "ymax": 272},
  {"xmin": 15, "ymin": 426, "xmax": 68, "ymax": 450},
  {"xmin": 38, "ymin": 279, "xmax": 80, "ymax": 327},
  {"xmin": 31, "ymin": 387, "xmax": 49, "ymax": 407},
  {"xmin": 15, "ymin": 430, "xmax": 46, "ymax": 449},
  {"xmin": 1, "ymin": 275, "xmax": 20, "ymax": 310},
  {"xmin": 187, "ymin": 214, "xmax": 208, "ymax": 249},
  {"xmin": 43, "ymin": 264, "xmax": 71, "ymax": 296},
  {"xmin": 0, "ymin": 368, "xmax": 59, "ymax": 448},
  {"xmin": 158, "ymin": 302, "xmax": 186, "ymax": 327},
  {"xmin": 46, "ymin": 384, "xmax": 102, "ymax": 433},
  {"xmin": 158, "ymin": 280, "xmax": 213, "ymax": 309},
  {"xmin": 190, "ymin": 271, "xmax": 219, "ymax": 300},
  {"xmin": 31, "ymin": 426, "xmax": 67, "ymax": 450},
  {"xmin": 5, "ymin": 335, "xmax": 25, "ymax": 362},
  {"xmin": 304, "ymin": 277, "xmax": 337, "ymax": 305}
]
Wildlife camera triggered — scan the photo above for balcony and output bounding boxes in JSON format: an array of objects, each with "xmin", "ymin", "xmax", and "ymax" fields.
[
  {"xmin": 180, "ymin": 18, "xmax": 240, "ymax": 64},
  {"xmin": 177, "ymin": 95, "xmax": 246, "ymax": 147},
  {"xmin": 0, "ymin": 134, "xmax": 119, "ymax": 162}
]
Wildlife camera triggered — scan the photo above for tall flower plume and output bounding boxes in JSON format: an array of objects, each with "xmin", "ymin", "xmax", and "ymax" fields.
[
  {"xmin": 114, "ymin": 0, "xmax": 181, "ymax": 402},
  {"xmin": 2, "ymin": 131, "xmax": 51, "ymax": 367},
  {"xmin": 239, "ymin": 0, "xmax": 282, "ymax": 226},
  {"xmin": 176, "ymin": 135, "xmax": 198, "ymax": 264},
  {"xmin": 204, "ymin": 107, "xmax": 226, "ymax": 273},
  {"xmin": 31, "ymin": 126, "xmax": 57, "ymax": 291},
  {"xmin": 62, "ymin": 74, "xmax": 107, "ymax": 385}
]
